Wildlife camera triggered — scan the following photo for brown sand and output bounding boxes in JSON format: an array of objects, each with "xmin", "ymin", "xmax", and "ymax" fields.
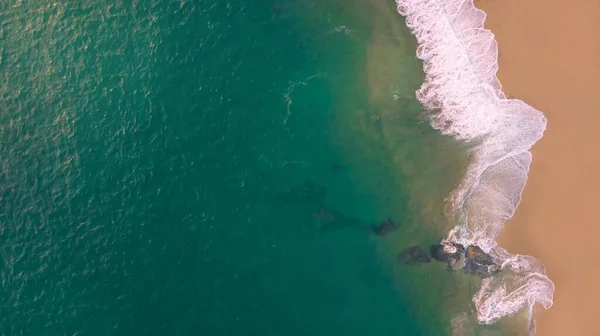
[{"xmin": 476, "ymin": 0, "xmax": 600, "ymax": 335}]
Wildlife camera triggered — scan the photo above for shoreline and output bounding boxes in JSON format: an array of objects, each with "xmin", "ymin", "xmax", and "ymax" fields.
[
  {"xmin": 395, "ymin": 0, "xmax": 553, "ymax": 330},
  {"xmin": 479, "ymin": 0, "xmax": 600, "ymax": 334}
]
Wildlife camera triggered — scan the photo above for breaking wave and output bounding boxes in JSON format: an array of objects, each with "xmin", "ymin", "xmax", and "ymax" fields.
[{"xmin": 394, "ymin": 0, "xmax": 555, "ymax": 329}]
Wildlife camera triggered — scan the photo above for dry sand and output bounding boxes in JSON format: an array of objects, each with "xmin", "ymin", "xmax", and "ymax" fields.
[{"xmin": 477, "ymin": 0, "xmax": 600, "ymax": 335}]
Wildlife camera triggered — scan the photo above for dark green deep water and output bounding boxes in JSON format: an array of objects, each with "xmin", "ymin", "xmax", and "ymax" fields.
[{"xmin": 0, "ymin": 1, "xmax": 475, "ymax": 335}]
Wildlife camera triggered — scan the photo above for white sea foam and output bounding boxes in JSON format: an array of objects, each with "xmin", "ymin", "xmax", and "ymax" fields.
[{"xmin": 395, "ymin": 0, "xmax": 555, "ymax": 328}]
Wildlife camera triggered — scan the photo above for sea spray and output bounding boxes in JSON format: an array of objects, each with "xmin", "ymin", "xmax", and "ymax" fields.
[{"xmin": 394, "ymin": 0, "xmax": 555, "ymax": 329}]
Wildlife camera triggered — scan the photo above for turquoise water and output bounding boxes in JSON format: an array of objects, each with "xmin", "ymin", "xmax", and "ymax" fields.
[{"xmin": 0, "ymin": 1, "xmax": 480, "ymax": 335}]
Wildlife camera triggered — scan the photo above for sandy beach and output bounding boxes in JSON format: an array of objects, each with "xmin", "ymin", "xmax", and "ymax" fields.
[{"xmin": 477, "ymin": 0, "xmax": 600, "ymax": 334}]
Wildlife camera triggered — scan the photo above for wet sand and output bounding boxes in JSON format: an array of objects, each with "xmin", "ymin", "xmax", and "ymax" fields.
[{"xmin": 477, "ymin": 0, "xmax": 600, "ymax": 334}]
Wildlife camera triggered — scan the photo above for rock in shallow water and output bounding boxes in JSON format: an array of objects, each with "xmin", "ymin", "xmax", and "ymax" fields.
[
  {"xmin": 463, "ymin": 245, "xmax": 500, "ymax": 276},
  {"xmin": 397, "ymin": 246, "xmax": 431, "ymax": 264},
  {"xmin": 430, "ymin": 241, "xmax": 464, "ymax": 264},
  {"xmin": 430, "ymin": 240, "xmax": 501, "ymax": 277}
]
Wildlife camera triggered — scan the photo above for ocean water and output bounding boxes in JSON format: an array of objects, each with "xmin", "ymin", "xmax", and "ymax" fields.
[
  {"xmin": 0, "ymin": 0, "xmax": 549, "ymax": 335},
  {"xmin": 0, "ymin": 1, "xmax": 451, "ymax": 335}
]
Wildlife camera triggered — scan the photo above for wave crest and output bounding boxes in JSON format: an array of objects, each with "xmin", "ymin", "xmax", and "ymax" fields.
[{"xmin": 395, "ymin": 0, "xmax": 555, "ymax": 328}]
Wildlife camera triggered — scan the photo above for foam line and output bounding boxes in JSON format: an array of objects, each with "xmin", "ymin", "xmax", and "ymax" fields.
[{"xmin": 394, "ymin": 0, "xmax": 555, "ymax": 327}]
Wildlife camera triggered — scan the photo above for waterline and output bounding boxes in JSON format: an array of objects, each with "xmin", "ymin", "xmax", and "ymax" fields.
[{"xmin": 394, "ymin": 0, "xmax": 555, "ymax": 331}]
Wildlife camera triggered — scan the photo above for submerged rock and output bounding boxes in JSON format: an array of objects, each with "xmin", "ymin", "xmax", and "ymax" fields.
[
  {"xmin": 397, "ymin": 246, "xmax": 431, "ymax": 264},
  {"xmin": 367, "ymin": 217, "xmax": 399, "ymax": 236},
  {"xmin": 330, "ymin": 163, "xmax": 346, "ymax": 172},
  {"xmin": 315, "ymin": 206, "xmax": 365, "ymax": 233}
]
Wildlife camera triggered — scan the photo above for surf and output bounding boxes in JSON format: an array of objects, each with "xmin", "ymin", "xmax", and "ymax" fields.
[{"xmin": 394, "ymin": 0, "xmax": 555, "ymax": 330}]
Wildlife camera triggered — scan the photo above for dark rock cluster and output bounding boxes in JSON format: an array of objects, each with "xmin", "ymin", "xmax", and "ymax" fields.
[
  {"xmin": 397, "ymin": 240, "xmax": 501, "ymax": 277},
  {"xmin": 430, "ymin": 241, "xmax": 465, "ymax": 264},
  {"xmin": 463, "ymin": 245, "xmax": 500, "ymax": 275}
]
